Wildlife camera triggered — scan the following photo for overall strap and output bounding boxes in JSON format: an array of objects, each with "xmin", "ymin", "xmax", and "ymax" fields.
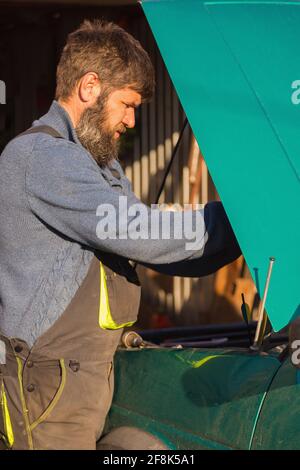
[{"xmin": 16, "ymin": 125, "xmax": 64, "ymax": 139}]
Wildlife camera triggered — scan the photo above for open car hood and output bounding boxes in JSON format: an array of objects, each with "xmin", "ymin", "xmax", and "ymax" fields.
[{"xmin": 142, "ymin": 0, "xmax": 300, "ymax": 331}]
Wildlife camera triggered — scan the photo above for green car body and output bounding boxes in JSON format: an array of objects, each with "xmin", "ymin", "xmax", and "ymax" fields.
[{"xmin": 105, "ymin": 346, "xmax": 299, "ymax": 450}]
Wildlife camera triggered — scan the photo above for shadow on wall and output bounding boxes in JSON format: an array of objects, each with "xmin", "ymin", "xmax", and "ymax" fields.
[{"xmin": 136, "ymin": 262, "xmax": 257, "ymax": 329}]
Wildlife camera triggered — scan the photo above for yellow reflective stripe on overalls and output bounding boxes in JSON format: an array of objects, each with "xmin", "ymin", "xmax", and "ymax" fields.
[
  {"xmin": 1, "ymin": 382, "xmax": 14, "ymax": 448},
  {"xmin": 99, "ymin": 262, "xmax": 136, "ymax": 330}
]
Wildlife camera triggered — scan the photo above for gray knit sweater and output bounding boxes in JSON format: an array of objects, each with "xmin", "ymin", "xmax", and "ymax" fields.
[{"xmin": 0, "ymin": 101, "xmax": 213, "ymax": 346}]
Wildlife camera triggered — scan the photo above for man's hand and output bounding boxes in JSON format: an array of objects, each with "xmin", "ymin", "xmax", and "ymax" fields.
[{"xmin": 141, "ymin": 201, "xmax": 241, "ymax": 277}]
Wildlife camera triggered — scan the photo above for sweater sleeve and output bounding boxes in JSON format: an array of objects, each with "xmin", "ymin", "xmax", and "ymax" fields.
[
  {"xmin": 25, "ymin": 139, "xmax": 210, "ymax": 265},
  {"xmin": 140, "ymin": 202, "xmax": 241, "ymax": 276}
]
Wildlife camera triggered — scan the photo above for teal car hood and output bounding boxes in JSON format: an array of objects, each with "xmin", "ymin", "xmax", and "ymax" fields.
[{"xmin": 142, "ymin": 0, "xmax": 300, "ymax": 331}]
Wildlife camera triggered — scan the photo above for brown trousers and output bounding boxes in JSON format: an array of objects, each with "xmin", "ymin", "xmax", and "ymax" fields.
[{"xmin": 0, "ymin": 255, "xmax": 141, "ymax": 450}]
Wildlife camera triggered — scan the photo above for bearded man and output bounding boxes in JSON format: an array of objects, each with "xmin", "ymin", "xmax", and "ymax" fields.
[{"xmin": 0, "ymin": 20, "xmax": 240, "ymax": 450}]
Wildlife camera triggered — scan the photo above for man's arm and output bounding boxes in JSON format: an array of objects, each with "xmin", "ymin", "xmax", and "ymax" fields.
[
  {"xmin": 140, "ymin": 202, "xmax": 241, "ymax": 276},
  {"xmin": 25, "ymin": 138, "xmax": 240, "ymax": 268}
]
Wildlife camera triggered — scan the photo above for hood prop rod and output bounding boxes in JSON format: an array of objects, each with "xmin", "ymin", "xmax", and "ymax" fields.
[{"xmin": 251, "ymin": 257, "xmax": 275, "ymax": 351}]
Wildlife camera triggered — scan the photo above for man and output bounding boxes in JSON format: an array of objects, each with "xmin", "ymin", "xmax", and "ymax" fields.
[{"xmin": 0, "ymin": 20, "xmax": 240, "ymax": 450}]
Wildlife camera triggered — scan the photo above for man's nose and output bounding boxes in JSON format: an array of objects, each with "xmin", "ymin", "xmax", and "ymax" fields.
[{"xmin": 123, "ymin": 108, "xmax": 135, "ymax": 129}]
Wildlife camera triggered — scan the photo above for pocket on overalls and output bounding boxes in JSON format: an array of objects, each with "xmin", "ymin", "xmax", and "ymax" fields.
[
  {"xmin": 29, "ymin": 359, "xmax": 67, "ymax": 432},
  {"xmin": 99, "ymin": 262, "xmax": 141, "ymax": 330}
]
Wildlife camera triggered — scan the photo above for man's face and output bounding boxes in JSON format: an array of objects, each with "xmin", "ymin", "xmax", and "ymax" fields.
[
  {"xmin": 106, "ymin": 88, "xmax": 141, "ymax": 139},
  {"xmin": 76, "ymin": 87, "xmax": 141, "ymax": 167}
]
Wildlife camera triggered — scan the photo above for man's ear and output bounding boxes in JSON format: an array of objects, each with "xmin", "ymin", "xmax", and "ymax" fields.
[{"xmin": 78, "ymin": 72, "xmax": 101, "ymax": 104}]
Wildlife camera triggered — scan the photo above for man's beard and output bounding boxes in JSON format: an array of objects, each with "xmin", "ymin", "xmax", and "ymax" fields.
[{"xmin": 75, "ymin": 95, "xmax": 122, "ymax": 167}]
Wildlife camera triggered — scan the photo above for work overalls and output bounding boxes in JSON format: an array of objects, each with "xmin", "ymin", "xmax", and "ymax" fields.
[{"xmin": 0, "ymin": 127, "xmax": 141, "ymax": 450}]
